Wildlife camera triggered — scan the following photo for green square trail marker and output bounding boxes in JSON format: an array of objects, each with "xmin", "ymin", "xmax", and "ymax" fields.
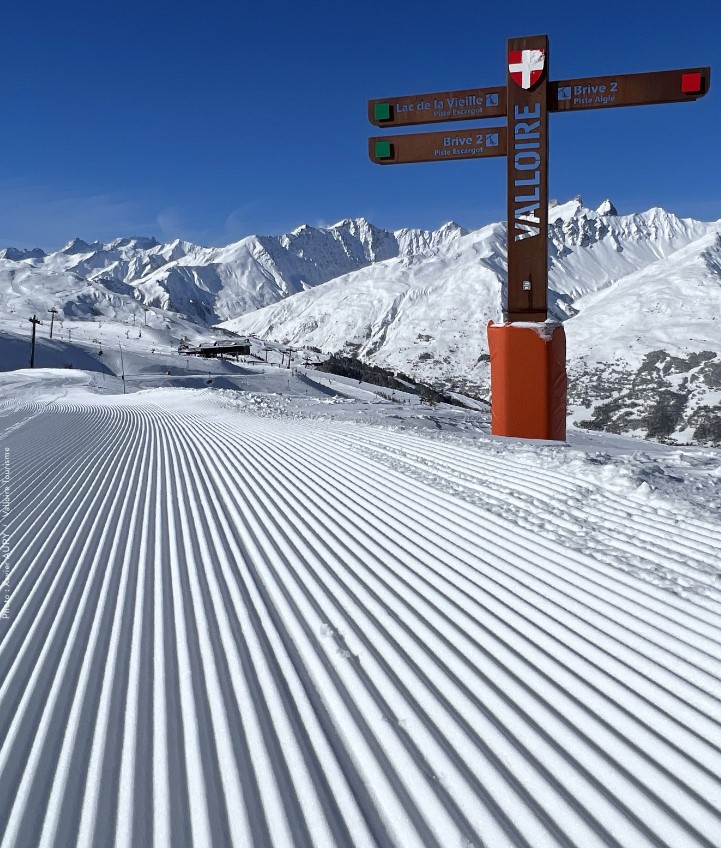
[
  {"xmin": 374, "ymin": 102, "xmax": 391, "ymax": 121},
  {"xmin": 367, "ymin": 37, "xmax": 710, "ymax": 441}
]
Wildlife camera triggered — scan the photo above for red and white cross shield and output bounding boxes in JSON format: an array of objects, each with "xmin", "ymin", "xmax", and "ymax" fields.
[{"xmin": 508, "ymin": 49, "xmax": 546, "ymax": 89}]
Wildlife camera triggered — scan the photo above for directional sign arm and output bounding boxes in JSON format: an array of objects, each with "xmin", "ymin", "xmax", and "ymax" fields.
[
  {"xmin": 369, "ymin": 127, "xmax": 507, "ymax": 165},
  {"xmin": 368, "ymin": 87, "xmax": 507, "ymax": 127},
  {"xmin": 550, "ymin": 67, "xmax": 710, "ymax": 112}
]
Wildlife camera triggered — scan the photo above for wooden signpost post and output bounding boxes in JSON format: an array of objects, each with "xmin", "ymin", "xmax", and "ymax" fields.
[{"xmin": 368, "ymin": 36, "xmax": 710, "ymax": 441}]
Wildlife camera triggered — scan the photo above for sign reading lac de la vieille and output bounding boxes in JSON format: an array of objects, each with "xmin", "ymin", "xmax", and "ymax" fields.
[
  {"xmin": 367, "ymin": 36, "xmax": 710, "ymax": 440},
  {"xmin": 368, "ymin": 86, "xmax": 507, "ymax": 127}
]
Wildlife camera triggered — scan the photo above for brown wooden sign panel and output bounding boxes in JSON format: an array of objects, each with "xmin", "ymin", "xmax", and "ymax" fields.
[
  {"xmin": 368, "ymin": 87, "xmax": 507, "ymax": 127},
  {"xmin": 506, "ymin": 34, "xmax": 549, "ymax": 322},
  {"xmin": 549, "ymin": 67, "xmax": 711, "ymax": 111},
  {"xmin": 369, "ymin": 127, "xmax": 507, "ymax": 165}
]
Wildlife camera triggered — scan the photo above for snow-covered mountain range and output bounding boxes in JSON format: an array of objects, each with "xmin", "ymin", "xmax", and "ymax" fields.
[
  {"xmin": 2, "ymin": 199, "xmax": 720, "ymax": 443},
  {"xmin": 0, "ymin": 219, "xmax": 465, "ymax": 325}
]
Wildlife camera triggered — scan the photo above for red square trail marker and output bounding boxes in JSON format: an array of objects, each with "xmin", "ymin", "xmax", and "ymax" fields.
[
  {"xmin": 682, "ymin": 72, "xmax": 702, "ymax": 93},
  {"xmin": 368, "ymin": 36, "xmax": 710, "ymax": 441}
]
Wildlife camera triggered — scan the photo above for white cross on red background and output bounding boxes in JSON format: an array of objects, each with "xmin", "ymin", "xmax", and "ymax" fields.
[{"xmin": 508, "ymin": 49, "xmax": 545, "ymax": 88}]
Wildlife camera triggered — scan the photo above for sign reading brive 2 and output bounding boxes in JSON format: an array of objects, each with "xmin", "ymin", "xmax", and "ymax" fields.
[
  {"xmin": 367, "ymin": 37, "xmax": 710, "ymax": 323},
  {"xmin": 369, "ymin": 127, "xmax": 507, "ymax": 165},
  {"xmin": 549, "ymin": 68, "xmax": 710, "ymax": 112}
]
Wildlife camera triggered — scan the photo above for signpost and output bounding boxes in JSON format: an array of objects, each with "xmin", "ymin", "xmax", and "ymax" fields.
[
  {"xmin": 367, "ymin": 36, "xmax": 710, "ymax": 441},
  {"xmin": 506, "ymin": 34, "xmax": 549, "ymax": 322}
]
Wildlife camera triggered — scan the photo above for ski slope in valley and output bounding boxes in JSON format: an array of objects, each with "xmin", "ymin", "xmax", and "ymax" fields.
[{"xmin": 1, "ymin": 371, "xmax": 720, "ymax": 848}]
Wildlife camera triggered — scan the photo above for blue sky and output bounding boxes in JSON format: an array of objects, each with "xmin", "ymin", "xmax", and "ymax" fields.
[{"xmin": 1, "ymin": 0, "xmax": 719, "ymax": 249}]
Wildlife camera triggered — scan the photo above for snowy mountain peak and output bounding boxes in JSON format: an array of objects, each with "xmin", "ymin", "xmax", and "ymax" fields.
[
  {"xmin": 330, "ymin": 216, "xmax": 372, "ymax": 230},
  {"xmin": 550, "ymin": 197, "xmax": 587, "ymax": 223},
  {"xmin": 60, "ymin": 237, "xmax": 100, "ymax": 255},
  {"xmin": 596, "ymin": 199, "xmax": 618, "ymax": 216},
  {"xmin": 106, "ymin": 236, "xmax": 160, "ymax": 251},
  {"xmin": 438, "ymin": 221, "xmax": 467, "ymax": 236},
  {"xmin": 0, "ymin": 246, "xmax": 47, "ymax": 261}
]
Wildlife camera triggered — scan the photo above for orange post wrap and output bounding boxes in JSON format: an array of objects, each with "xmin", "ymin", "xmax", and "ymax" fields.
[{"xmin": 487, "ymin": 321, "xmax": 567, "ymax": 441}]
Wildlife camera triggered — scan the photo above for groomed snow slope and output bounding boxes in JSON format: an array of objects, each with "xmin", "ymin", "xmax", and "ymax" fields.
[{"xmin": 1, "ymin": 373, "xmax": 721, "ymax": 848}]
